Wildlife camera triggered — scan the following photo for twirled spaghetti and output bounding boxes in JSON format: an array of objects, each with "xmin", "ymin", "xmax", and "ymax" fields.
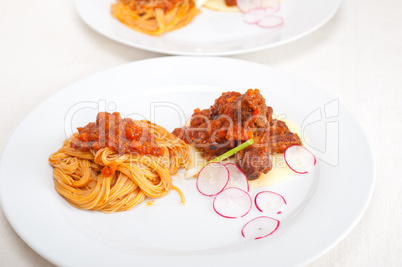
[
  {"xmin": 111, "ymin": 0, "xmax": 199, "ymax": 36},
  {"xmin": 49, "ymin": 112, "xmax": 190, "ymax": 213}
]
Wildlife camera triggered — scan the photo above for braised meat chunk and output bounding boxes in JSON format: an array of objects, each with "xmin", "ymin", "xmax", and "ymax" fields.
[
  {"xmin": 270, "ymin": 119, "xmax": 302, "ymax": 153},
  {"xmin": 172, "ymin": 89, "xmax": 301, "ymax": 180},
  {"xmin": 235, "ymin": 123, "xmax": 272, "ymax": 180}
]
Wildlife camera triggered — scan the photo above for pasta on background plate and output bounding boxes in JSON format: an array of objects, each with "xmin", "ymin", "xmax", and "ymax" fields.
[{"xmin": 111, "ymin": 0, "xmax": 199, "ymax": 36}]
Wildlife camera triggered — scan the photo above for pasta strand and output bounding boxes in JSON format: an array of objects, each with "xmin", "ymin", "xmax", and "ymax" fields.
[{"xmin": 49, "ymin": 120, "xmax": 190, "ymax": 213}]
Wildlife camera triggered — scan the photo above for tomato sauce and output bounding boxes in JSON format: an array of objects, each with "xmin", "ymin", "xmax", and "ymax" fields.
[
  {"xmin": 173, "ymin": 89, "xmax": 302, "ymax": 180},
  {"xmin": 124, "ymin": 0, "xmax": 183, "ymax": 13},
  {"xmin": 70, "ymin": 112, "xmax": 163, "ymax": 157}
]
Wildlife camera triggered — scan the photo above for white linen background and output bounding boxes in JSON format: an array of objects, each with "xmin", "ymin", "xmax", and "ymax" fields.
[{"xmin": 0, "ymin": 0, "xmax": 401, "ymax": 266}]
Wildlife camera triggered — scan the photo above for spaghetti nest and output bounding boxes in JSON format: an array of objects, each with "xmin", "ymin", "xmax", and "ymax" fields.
[
  {"xmin": 49, "ymin": 119, "xmax": 190, "ymax": 213},
  {"xmin": 111, "ymin": 0, "xmax": 199, "ymax": 36}
]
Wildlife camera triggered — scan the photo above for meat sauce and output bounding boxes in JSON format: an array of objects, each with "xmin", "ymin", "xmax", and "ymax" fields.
[
  {"xmin": 70, "ymin": 112, "xmax": 163, "ymax": 157},
  {"xmin": 173, "ymin": 89, "xmax": 301, "ymax": 180},
  {"xmin": 122, "ymin": 0, "xmax": 185, "ymax": 13},
  {"xmin": 225, "ymin": 0, "xmax": 237, "ymax": 6}
]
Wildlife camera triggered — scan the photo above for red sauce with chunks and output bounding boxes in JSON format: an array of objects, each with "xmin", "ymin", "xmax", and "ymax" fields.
[
  {"xmin": 70, "ymin": 112, "xmax": 163, "ymax": 157},
  {"xmin": 124, "ymin": 0, "xmax": 184, "ymax": 13},
  {"xmin": 225, "ymin": 0, "xmax": 237, "ymax": 6},
  {"xmin": 172, "ymin": 89, "xmax": 302, "ymax": 180}
]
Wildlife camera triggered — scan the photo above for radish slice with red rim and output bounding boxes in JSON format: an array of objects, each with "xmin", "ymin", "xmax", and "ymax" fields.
[
  {"xmin": 236, "ymin": 0, "xmax": 262, "ymax": 13},
  {"xmin": 241, "ymin": 216, "xmax": 280, "ymax": 239},
  {"xmin": 255, "ymin": 191, "xmax": 287, "ymax": 214},
  {"xmin": 284, "ymin": 145, "xmax": 316, "ymax": 174},
  {"xmin": 197, "ymin": 162, "xmax": 229, "ymax": 196},
  {"xmin": 243, "ymin": 8, "xmax": 267, "ymax": 24},
  {"xmin": 224, "ymin": 163, "xmax": 249, "ymax": 192},
  {"xmin": 213, "ymin": 187, "xmax": 252, "ymax": 219},
  {"xmin": 261, "ymin": 0, "xmax": 280, "ymax": 13},
  {"xmin": 256, "ymin": 14, "xmax": 284, "ymax": 28}
]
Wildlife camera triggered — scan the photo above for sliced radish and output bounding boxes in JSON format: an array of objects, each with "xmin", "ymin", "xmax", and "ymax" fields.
[
  {"xmin": 255, "ymin": 191, "xmax": 287, "ymax": 214},
  {"xmin": 224, "ymin": 163, "xmax": 249, "ymax": 192},
  {"xmin": 256, "ymin": 14, "xmax": 284, "ymax": 28},
  {"xmin": 260, "ymin": 0, "xmax": 280, "ymax": 13},
  {"xmin": 243, "ymin": 8, "xmax": 267, "ymax": 24},
  {"xmin": 196, "ymin": 162, "xmax": 229, "ymax": 196},
  {"xmin": 284, "ymin": 145, "xmax": 316, "ymax": 174},
  {"xmin": 236, "ymin": 0, "xmax": 262, "ymax": 13},
  {"xmin": 213, "ymin": 187, "xmax": 252, "ymax": 219},
  {"xmin": 241, "ymin": 216, "xmax": 280, "ymax": 239}
]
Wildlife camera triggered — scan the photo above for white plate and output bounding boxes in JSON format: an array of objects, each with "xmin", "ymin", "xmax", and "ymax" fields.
[
  {"xmin": 75, "ymin": 0, "xmax": 341, "ymax": 56},
  {"xmin": 0, "ymin": 57, "xmax": 374, "ymax": 267}
]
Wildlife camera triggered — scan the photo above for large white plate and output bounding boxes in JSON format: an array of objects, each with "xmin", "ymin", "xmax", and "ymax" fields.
[
  {"xmin": 75, "ymin": 0, "xmax": 341, "ymax": 56},
  {"xmin": 0, "ymin": 57, "xmax": 374, "ymax": 267}
]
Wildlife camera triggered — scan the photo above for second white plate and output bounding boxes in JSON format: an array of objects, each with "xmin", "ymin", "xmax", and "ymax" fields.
[{"xmin": 75, "ymin": 0, "xmax": 341, "ymax": 56}]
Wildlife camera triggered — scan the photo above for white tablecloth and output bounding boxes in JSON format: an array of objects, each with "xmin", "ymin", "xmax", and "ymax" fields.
[{"xmin": 0, "ymin": 0, "xmax": 401, "ymax": 266}]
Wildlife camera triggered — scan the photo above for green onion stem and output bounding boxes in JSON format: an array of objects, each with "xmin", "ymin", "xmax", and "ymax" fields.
[
  {"xmin": 207, "ymin": 138, "xmax": 254, "ymax": 164},
  {"xmin": 185, "ymin": 139, "xmax": 254, "ymax": 178}
]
